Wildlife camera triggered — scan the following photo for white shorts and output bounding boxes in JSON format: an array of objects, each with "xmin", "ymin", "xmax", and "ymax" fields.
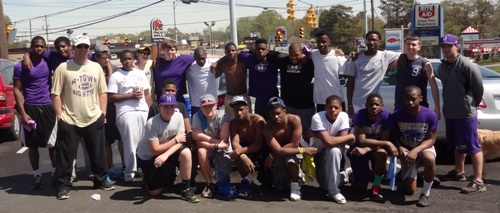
[{"xmin": 400, "ymin": 146, "xmax": 436, "ymax": 180}]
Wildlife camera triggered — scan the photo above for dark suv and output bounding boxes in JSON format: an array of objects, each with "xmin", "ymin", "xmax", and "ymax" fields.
[{"xmin": 0, "ymin": 59, "xmax": 20, "ymax": 141}]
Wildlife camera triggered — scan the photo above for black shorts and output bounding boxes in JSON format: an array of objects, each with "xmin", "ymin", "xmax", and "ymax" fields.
[
  {"xmin": 138, "ymin": 145, "xmax": 189, "ymax": 191},
  {"xmin": 105, "ymin": 103, "xmax": 121, "ymax": 144},
  {"xmin": 23, "ymin": 104, "xmax": 56, "ymax": 148}
]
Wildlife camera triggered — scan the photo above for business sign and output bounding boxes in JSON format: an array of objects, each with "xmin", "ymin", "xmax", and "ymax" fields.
[
  {"xmin": 150, "ymin": 18, "xmax": 165, "ymax": 43},
  {"xmin": 385, "ymin": 30, "xmax": 402, "ymax": 50},
  {"xmin": 354, "ymin": 37, "xmax": 365, "ymax": 47},
  {"xmin": 415, "ymin": 4, "xmax": 439, "ymax": 28},
  {"xmin": 420, "ymin": 36, "xmax": 440, "ymax": 46},
  {"xmin": 275, "ymin": 26, "xmax": 287, "ymax": 46}
]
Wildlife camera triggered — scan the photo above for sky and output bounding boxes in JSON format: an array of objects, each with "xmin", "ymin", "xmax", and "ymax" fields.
[{"xmin": 5, "ymin": 0, "xmax": 438, "ymax": 41}]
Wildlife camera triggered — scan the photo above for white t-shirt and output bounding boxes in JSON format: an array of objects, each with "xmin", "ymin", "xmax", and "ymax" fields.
[
  {"xmin": 310, "ymin": 111, "xmax": 350, "ymax": 151},
  {"xmin": 311, "ymin": 49, "xmax": 348, "ymax": 104},
  {"xmin": 345, "ymin": 50, "xmax": 400, "ymax": 107},
  {"xmin": 136, "ymin": 112, "xmax": 185, "ymax": 160},
  {"xmin": 186, "ymin": 58, "xmax": 219, "ymax": 107},
  {"xmin": 107, "ymin": 68, "xmax": 151, "ymax": 118}
]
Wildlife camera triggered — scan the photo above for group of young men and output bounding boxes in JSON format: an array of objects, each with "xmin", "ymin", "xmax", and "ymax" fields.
[{"xmin": 14, "ymin": 30, "xmax": 484, "ymax": 206}]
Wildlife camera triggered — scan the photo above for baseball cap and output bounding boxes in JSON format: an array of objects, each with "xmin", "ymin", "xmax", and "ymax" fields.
[
  {"xmin": 267, "ymin": 96, "xmax": 285, "ymax": 110},
  {"xmin": 200, "ymin": 94, "xmax": 216, "ymax": 106},
  {"xmin": 229, "ymin": 96, "xmax": 248, "ymax": 108},
  {"xmin": 74, "ymin": 35, "xmax": 90, "ymax": 46},
  {"xmin": 159, "ymin": 94, "xmax": 177, "ymax": 106},
  {"xmin": 94, "ymin": 45, "xmax": 110, "ymax": 56},
  {"xmin": 138, "ymin": 44, "xmax": 151, "ymax": 51},
  {"xmin": 440, "ymin": 34, "xmax": 458, "ymax": 45}
]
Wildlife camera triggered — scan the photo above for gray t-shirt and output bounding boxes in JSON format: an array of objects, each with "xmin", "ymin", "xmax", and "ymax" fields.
[
  {"xmin": 346, "ymin": 50, "xmax": 399, "ymax": 107},
  {"xmin": 192, "ymin": 110, "xmax": 230, "ymax": 139},
  {"xmin": 136, "ymin": 112, "xmax": 185, "ymax": 160}
]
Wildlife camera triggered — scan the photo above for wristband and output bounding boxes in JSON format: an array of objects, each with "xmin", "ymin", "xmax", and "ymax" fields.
[
  {"xmin": 240, "ymin": 154, "xmax": 248, "ymax": 160},
  {"xmin": 214, "ymin": 144, "xmax": 217, "ymax": 151},
  {"xmin": 299, "ymin": 147, "xmax": 304, "ymax": 154},
  {"xmin": 268, "ymin": 153, "xmax": 274, "ymax": 160}
]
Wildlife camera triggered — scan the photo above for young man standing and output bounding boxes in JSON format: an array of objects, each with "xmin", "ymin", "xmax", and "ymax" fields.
[
  {"xmin": 263, "ymin": 97, "xmax": 317, "ymax": 201},
  {"xmin": 392, "ymin": 86, "xmax": 438, "ymax": 207},
  {"xmin": 347, "ymin": 93, "xmax": 396, "ymax": 202},
  {"xmin": 136, "ymin": 94, "xmax": 199, "ymax": 203},
  {"xmin": 13, "ymin": 36, "xmax": 57, "ymax": 189},
  {"xmin": 395, "ymin": 35, "xmax": 441, "ymax": 119},
  {"xmin": 438, "ymin": 34, "xmax": 485, "ymax": 194},
  {"xmin": 346, "ymin": 31, "xmax": 400, "ymax": 117},
  {"xmin": 310, "ymin": 95, "xmax": 355, "ymax": 204},
  {"xmin": 186, "ymin": 48, "xmax": 218, "ymax": 115},
  {"xmin": 192, "ymin": 94, "xmax": 233, "ymax": 198},
  {"xmin": 229, "ymin": 96, "xmax": 271, "ymax": 196},
  {"xmin": 51, "ymin": 35, "xmax": 113, "ymax": 200},
  {"xmin": 108, "ymin": 50, "xmax": 152, "ymax": 182}
]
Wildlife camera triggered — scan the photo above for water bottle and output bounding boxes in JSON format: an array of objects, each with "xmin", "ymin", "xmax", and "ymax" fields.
[{"xmin": 183, "ymin": 94, "xmax": 192, "ymax": 120}]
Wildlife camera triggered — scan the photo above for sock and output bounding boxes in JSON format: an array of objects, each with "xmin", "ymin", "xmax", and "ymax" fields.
[
  {"xmin": 373, "ymin": 175, "xmax": 383, "ymax": 186},
  {"xmin": 52, "ymin": 168, "xmax": 56, "ymax": 176},
  {"xmin": 33, "ymin": 169, "xmax": 41, "ymax": 177},
  {"xmin": 243, "ymin": 176, "xmax": 252, "ymax": 183},
  {"xmin": 182, "ymin": 179, "xmax": 191, "ymax": 190},
  {"xmin": 421, "ymin": 181, "xmax": 433, "ymax": 196},
  {"xmin": 372, "ymin": 185, "xmax": 380, "ymax": 194}
]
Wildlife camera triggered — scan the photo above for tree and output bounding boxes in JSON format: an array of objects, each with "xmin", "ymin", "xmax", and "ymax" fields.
[{"xmin": 378, "ymin": 0, "xmax": 415, "ymax": 28}]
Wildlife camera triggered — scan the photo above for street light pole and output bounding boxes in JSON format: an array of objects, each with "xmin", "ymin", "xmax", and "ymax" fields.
[
  {"xmin": 173, "ymin": 0, "xmax": 180, "ymax": 44},
  {"xmin": 204, "ymin": 21, "xmax": 215, "ymax": 55}
]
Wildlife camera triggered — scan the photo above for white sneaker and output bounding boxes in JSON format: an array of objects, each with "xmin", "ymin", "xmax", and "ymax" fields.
[
  {"xmin": 333, "ymin": 193, "xmax": 347, "ymax": 204},
  {"xmin": 124, "ymin": 173, "xmax": 134, "ymax": 182},
  {"xmin": 290, "ymin": 182, "xmax": 301, "ymax": 201},
  {"xmin": 340, "ymin": 167, "xmax": 353, "ymax": 185}
]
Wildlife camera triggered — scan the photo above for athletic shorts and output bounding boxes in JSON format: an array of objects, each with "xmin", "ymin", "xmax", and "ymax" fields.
[
  {"xmin": 138, "ymin": 145, "xmax": 188, "ymax": 191},
  {"xmin": 400, "ymin": 146, "xmax": 436, "ymax": 180},
  {"xmin": 105, "ymin": 104, "xmax": 121, "ymax": 144},
  {"xmin": 22, "ymin": 104, "xmax": 56, "ymax": 148},
  {"xmin": 445, "ymin": 117, "xmax": 481, "ymax": 154}
]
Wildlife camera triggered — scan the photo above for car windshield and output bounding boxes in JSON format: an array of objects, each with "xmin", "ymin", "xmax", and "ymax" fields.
[{"xmin": 0, "ymin": 60, "xmax": 15, "ymax": 85}]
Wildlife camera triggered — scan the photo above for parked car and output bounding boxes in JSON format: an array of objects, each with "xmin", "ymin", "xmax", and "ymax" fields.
[
  {"xmin": 377, "ymin": 58, "xmax": 500, "ymax": 139},
  {"xmin": 0, "ymin": 59, "xmax": 20, "ymax": 141}
]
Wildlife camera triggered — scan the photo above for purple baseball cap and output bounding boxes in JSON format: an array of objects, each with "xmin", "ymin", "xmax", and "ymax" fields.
[
  {"xmin": 159, "ymin": 94, "xmax": 177, "ymax": 106},
  {"xmin": 440, "ymin": 34, "xmax": 458, "ymax": 45}
]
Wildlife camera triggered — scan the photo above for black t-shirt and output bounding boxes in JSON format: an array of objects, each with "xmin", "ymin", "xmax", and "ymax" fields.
[
  {"xmin": 395, "ymin": 57, "xmax": 429, "ymax": 109},
  {"xmin": 147, "ymin": 102, "xmax": 189, "ymax": 120},
  {"xmin": 278, "ymin": 57, "xmax": 315, "ymax": 109}
]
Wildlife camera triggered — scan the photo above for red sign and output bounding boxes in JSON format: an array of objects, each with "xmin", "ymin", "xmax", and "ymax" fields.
[{"xmin": 418, "ymin": 5, "xmax": 436, "ymax": 19}]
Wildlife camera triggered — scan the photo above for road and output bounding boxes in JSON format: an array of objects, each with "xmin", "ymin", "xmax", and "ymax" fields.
[{"xmin": 1, "ymin": 137, "xmax": 499, "ymax": 212}]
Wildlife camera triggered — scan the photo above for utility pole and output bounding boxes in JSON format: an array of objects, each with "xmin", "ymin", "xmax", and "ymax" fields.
[
  {"xmin": 29, "ymin": 20, "xmax": 32, "ymax": 39},
  {"xmin": 371, "ymin": 0, "xmax": 375, "ymax": 31},
  {"xmin": 229, "ymin": 0, "xmax": 237, "ymax": 45},
  {"xmin": 44, "ymin": 15, "xmax": 49, "ymax": 42},
  {"xmin": 0, "ymin": 0, "xmax": 8, "ymax": 59},
  {"xmin": 364, "ymin": 0, "xmax": 368, "ymax": 36}
]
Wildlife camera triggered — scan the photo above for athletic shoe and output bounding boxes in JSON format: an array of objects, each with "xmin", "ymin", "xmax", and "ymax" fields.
[
  {"xmin": 238, "ymin": 179, "xmax": 253, "ymax": 197},
  {"xmin": 290, "ymin": 182, "xmax": 301, "ymax": 201},
  {"xmin": 124, "ymin": 174, "xmax": 134, "ymax": 183},
  {"xmin": 416, "ymin": 194, "xmax": 430, "ymax": 207},
  {"xmin": 201, "ymin": 184, "xmax": 215, "ymax": 198},
  {"xmin": 460, "ymin": 180, "xmax": 486, "ymax": 194},
  {"xmin": 57, "ymin": 188, "xmax": 70, "ymax": 200},
  {"xmin": 440, "ymin": 170, "xmax": 466, "ymax": 181},
  {"xmin": 31, "ymin": 175, "xmax": 43, "ymax": 190},
  {"xmin": 94, "ymin": 180, "xmax": 115, "ymax": 191},
  {"xmin": 331, "ymin": 193, "xmax": 347, "ymax": 204},
  {"xmin": 182, "ymin": 188, "xmax": 200, "ymax": 203},
  {"xmin": 370, "ymin": 193, "xmax": 384, "ymax": 203}
]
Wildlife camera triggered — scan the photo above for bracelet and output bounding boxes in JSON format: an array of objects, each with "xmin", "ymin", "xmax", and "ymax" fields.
[
  {"xmin": 215, "ymin": 143, "xmax": 219, "ymax": 151},
  {"xmin": 174, "ymin": 138, "xmax": 179, "ymax": 144},
  {"xmin": 214, "ymin": 144, "xmax": 217, "ymax": 151},
  {"xmin": 268, "ymin": 153, "xmax": 274, "ymax": 160},
  {"xmin": 299, "ymin": 147, "xmax": 304, "ymax": 154},
  {"xmin": 240, "ymin": 154, "xmax": 248, "ymax": 160}
]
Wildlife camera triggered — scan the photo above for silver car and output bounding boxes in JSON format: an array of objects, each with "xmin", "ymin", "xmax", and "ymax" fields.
[{"xmin": 378, "ymin": 58, "xmax": 500, "ymax": 139}]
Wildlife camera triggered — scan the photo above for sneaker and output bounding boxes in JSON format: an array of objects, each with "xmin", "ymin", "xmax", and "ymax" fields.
[
  {"xmin": 370, "ymin": 193, "xmax": 384, "ymax": 203},
  {"xmin": 31, "ymin": 175, "xmax": 43, "ymax": 190},
  {"xmin": 416, "ymin": 194, "xmax": 430, "ymax": 207},
  {"xmin": 290, "ymin": 182, "xmax": 301, "ymax": 201},
  {"xmin": 238, "ymin": 179, "xmax": 253, "ymax": 197},
  {"xmin": 57, "ymin": 188, "xmax": 70, "ymax": 200},
  {"xmin": 440, "ymin": 170, "xmax": 466, "ymax": 181},
  {"xmin": 124, "ymin": 174, "xmax": 134, "ymax": 183},
  {"xmin": 201, "ymin": 184, "xmax": 215, "ymax": 198},
  {"xmin": 460, "ymin": 180, "xmax": 486, "ymax": 194},
  {"xmin": 182, "ymin": 188, "xmax": 200, "ymax": 203},
  {"xmin": 332, "ymin": 193, "xmax": 347, "ymax": 204},
  {"xmin": 94, "ymin": 180, "xmax": 115, "ymax": 191}
]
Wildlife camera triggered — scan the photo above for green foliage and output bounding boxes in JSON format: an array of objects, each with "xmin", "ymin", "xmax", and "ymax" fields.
[{"xmin": 379, "ymin": 0, "xmax": 415, "ymax": 28}]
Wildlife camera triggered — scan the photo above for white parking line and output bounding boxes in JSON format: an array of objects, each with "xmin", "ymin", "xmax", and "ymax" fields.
[{"xmin": 16, "ymin": 147, "xmax": 28, "ymax": 154}]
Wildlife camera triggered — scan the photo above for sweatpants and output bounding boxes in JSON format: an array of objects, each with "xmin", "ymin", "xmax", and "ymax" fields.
[
  {"xmin": 315, "ymin": 146, "xmax": 343, "ymax": 196},
  {"xmin": 55, "ymin": 114, "xmax": 108, "ymax": 190},
  {"xmin": 116, "ymin": 111, "xmax": 148, "ymax": 179}
]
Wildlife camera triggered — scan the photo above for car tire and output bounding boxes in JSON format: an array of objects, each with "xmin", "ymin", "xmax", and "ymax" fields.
[{"xmin": 7, "ymin": 110, "xmax": 21, "ymax": 141}]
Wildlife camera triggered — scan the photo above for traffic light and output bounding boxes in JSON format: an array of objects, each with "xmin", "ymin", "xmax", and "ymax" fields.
[
  {"xmin": 104, "ymin": 37, "xmax": 110, "ymax": 47},
  {"xmin": 286, "ymin": 0, "xmax": 295, "ymax": 21},
  {"xmin": 299, "ymin": 27, "xmax": 304, "ymax": 38},
  {"xmin": 6, "ymin": 25, "xmax": 13, "ymax": 40},
  {"xmin": 276, "ymin": 31, "xmax": 283, "ymax": 43},
  {"xmin": 124, "ymin": 37, "xmax": 129, "ymax": 46},
  {"xmin": 307, "ymin": 7, "xmax": 317, "ymax": 28}
]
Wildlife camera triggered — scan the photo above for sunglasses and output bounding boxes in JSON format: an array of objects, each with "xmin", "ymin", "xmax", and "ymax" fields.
[
  {"xmin": 139, "ymin": 51, "xmax": 151, "ymax": 56},
  {"xmin": 201, "ymin": 99, "xmax": 215, "ymax": 105},
  {"xmin": 76, "ymin": 44, "xmax": 90, "ymax": 49}
]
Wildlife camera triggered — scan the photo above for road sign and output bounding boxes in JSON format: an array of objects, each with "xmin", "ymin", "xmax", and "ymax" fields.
[{"xmin": 150, "ymin": 18, "xmax": 165, "ymax": 43}]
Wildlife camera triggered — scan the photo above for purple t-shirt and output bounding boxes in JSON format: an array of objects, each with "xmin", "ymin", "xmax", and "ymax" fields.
[
  {"xmin": 238, "ymin": 53, "xmax": 279, "ymax": 100},
  {"xmin": 392, "ymin": 106, "xmax": 438, "ymax": 149},
  {"xmin": 153, "ymin": 55, "xmax": 195, "ymax": 102},
  {"xmin": 14, "ymin": 59, "xmax": 52, "ymax": 105},
  {"xmin": 348, "ymin": 108, "xmax": 392, "ymax": 153}
]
